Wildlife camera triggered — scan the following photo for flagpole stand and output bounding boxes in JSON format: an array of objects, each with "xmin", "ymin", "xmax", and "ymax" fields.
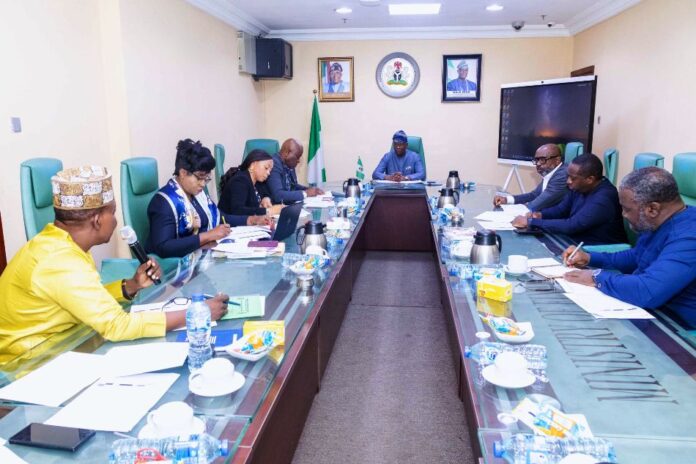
[{"xmin": 502, "ymin": 165, "xmax": 526, "ymax": 193}]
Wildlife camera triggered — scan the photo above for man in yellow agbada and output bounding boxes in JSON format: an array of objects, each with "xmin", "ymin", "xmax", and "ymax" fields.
[{"xmin": 0, "ymin": 166, "xmax": 228, "ymax": 364}]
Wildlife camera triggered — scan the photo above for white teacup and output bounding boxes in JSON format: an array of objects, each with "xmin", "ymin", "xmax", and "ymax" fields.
[
  {"xmin": 188, "ymin": 357, "xmax": 236, "ymax": 392},
  {"xmin": 493, "ymin": 351, "xmax": 528, "ymax": 378},
  {"xmin": 147, "ymin": 401, "xmax": 194, "ymax": 437},
  {"xmin": 305, "ymin": 245, "xmax": 329, "ymax": 257},
  {"xmin": 507, "ymin": 255, "xmax": 529, "ymax": 273}
]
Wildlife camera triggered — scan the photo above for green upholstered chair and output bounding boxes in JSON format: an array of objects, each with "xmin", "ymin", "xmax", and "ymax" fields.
[
  {"xmin": 120, "ymin": 157, "xmax": 159, "ymax": 244},
  {"xmin": 673, "ymin": 152, "xmax": 696, "ymax": 206},
  {"xmin": 214, "ymin": 144, "xmax": 225, "ymax": 197},
  {"xmin": 633, "ymin": 152, "xmax": 664, "ymax": 170},
  {"xmin": 603, "ymin": 148, "xmax": 619, "ymax": 185},
  {"xmin": 584, "ymin": 218, "xmax": 637, "ymax": 254},
  {"xmin": 20, "ymin": 158, "xmax": 63, "ymax": 240},
  {"xmin": 407, "ymin": 136, "xmax": 426, "ymax": 179},
  {"xmin": 564, "ymin": 142, "xmax": 584, "ymax": 164},
  {"xmin": 242, "ymin": 139, "xmax": 280, "ymax": 161}
]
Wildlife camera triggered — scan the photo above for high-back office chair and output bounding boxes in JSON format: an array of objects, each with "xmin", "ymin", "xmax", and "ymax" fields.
[
  {"xmin": 603, "ymin": 148, "xmax": 619, "ymax": 185},
  {"xmin": 673, "ymin": 152, "xmax": 696, "ymax": 206},
  {"xmin": 563, "ymin": 142, "xmax": 584, "ymax": 164},
  {"xmin": 121, "ymin": 157, "xmax": 159, "ymax": 244},
  {"xmin": 214, "ymin": 144, "xmax": 225, "ymax": 198},
  {"xmin": 242, "ymin": 139, "xmax": 280, "ymax": 161},
  {"xmin": 20, "ymin": 157, "xmax": 63, "ymax": 240},
  {"xmin": 633, "ymin": 152, "xmax": 664, "ymax": 170}
]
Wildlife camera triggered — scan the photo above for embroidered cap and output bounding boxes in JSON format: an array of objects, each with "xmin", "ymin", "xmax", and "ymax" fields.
[
  {"xmin": 392, "ymin": 130, "xmax": 408, "ymax": 144},
  {"xmin": 457, "ymin": 61, "xmax": 469, "ymax": 70},
  {"xmin": 52, "ymin": 166, "xmax": 115, "ymax": 210}
]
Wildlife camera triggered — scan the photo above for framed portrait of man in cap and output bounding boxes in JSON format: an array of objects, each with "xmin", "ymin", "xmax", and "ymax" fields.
[
  {"xmin": 318, "ymin": 57, "xmax": 354, "ymax": 102},
  {"xmin": 442, "ymin": 54, "xmax": 482, "ymax": 102}
]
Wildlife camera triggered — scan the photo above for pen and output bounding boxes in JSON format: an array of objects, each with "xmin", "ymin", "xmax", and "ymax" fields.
[
  {"xmin": 221, "ymin": 216, "xmax": 226, "ymax": 224},
  {"xmin": 565, "ymin": 241, "xmax": 584, "ymax": 266}
]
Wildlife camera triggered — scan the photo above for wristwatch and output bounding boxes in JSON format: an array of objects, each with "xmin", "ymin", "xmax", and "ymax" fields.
[{"xmin": 591, "ymin": 269, "xmax": 602, "ymax": 288}]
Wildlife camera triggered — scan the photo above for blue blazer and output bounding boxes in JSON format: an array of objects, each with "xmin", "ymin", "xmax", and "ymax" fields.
[
  {"xmin": 514, "ymin": 164, "xmax": 569, "ymax": 212},
  {"xmin": 267, "ymin": 153, "xmax": 307, "ymax": 204}
]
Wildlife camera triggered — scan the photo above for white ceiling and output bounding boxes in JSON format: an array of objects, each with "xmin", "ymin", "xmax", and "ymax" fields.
[{"xmin": 187, "ymin": 0, "xmax": 641, "ymax": 40}]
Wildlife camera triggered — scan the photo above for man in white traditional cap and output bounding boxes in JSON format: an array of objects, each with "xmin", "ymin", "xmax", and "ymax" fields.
[
  {"xmin": 0, "ymin": 166, "xmax": 229, "ymax": 363},
  {"xmin": 446, "ymin": 60, "xmax": 478, "ymax": 93}
]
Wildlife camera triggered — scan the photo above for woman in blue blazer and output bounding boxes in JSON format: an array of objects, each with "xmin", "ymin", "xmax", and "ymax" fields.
[{"xmin": 146, "ymin": 139, "xmax": 269, "ymax": 258}]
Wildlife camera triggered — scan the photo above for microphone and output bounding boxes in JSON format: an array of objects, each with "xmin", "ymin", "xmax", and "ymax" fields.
[{"xmin": 119, "ymin": 226, "xmax": 161, "ymax": 285}]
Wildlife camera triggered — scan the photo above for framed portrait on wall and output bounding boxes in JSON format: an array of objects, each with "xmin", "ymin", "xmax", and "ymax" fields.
[
  {"xmin": 318, "ymin": 57, "xmax": 354, "ymax": 102},
  {"xmin": 442, "ymin": 54, "xmax": 482, "ymax": 102}
]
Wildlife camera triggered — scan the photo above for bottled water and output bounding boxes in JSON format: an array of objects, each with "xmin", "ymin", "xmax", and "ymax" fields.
[
  {"xmin": 109, "ymin": 434, "xmax": 229, "ymax": 464},
  {"xmin": 186, "ymin": 293, "xmax": 212, "ymax": 371},
  {"xmin": 464, "ymin": 340, "xmax": 548, "ymax": 370},
  {"xmin": 493, "ymin": 433, "xmax": 617, "ymax": 464}
]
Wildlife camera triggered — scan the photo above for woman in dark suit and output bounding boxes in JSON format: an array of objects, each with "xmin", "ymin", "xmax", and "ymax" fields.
[
  {"xmin": 218, "ymin": 149, "xmax": 283, "ymax": 216},
  {"xmin": 146, "ymin": 139, "xmax": 270, "ymax": 258}
]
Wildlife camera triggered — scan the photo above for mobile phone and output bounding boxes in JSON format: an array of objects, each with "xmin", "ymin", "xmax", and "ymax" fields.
[{"xmin": 9, "ymin": 423, "xmax": 96, "ymax": 452}]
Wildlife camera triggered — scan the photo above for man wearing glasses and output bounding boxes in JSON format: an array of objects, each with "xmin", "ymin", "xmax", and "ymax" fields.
[{"xmin": 494, "ymin": 144, "xmax": 568, "ymax": 211}]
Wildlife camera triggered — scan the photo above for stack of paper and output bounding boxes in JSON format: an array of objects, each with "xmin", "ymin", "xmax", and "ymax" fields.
[
  {"xmin": 0, "ymin": 352, "xmax": 103, "ymax": 407},
  {"xmin": 475, "ymin": 211, "xmax": 517, "ymax": 231},
  {"xmin": 304, "ymin": 193, "xmax": 335, "ymax": 208},
  {"xmin": 564, "ymin": 290, "xmax": 654, "ymax": 319},
  {"xmin": 212, "ymin": 241, "xmax": 280, "ymax": 258},
  {"xmin": 224, "ymin": 226, "xmax": 271, "ymax": 242},
  {"xmin": 46, "ymin": 373, "xmax": 179, "ymax": 432},
  {"xmin": 103, "ymin": 343, "xmax": 189, "ymax": 378},
  {"xmin": 500, "ymin": 204, "xmax": 530, "ymax": 215},
  {"xmin": 531, "ymin": 265, "xmax": 575, "ymax": 279}
]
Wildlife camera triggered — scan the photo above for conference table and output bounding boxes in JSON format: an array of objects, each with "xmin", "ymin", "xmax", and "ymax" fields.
[{"xmin": 1, "ymin": 181, "xmax": 695, "ymax": 463}]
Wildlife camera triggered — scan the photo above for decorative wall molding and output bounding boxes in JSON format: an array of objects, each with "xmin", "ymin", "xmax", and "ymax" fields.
[
  {"xmin": 186, "ymin": 0, "xmax": 269, "ymax": 36},
  {"xmin": 266, "ymin": 25, "xmax": 571, "ymax": 42},
  {"xmin": 566, "ymin": 0, "xmax": 642, "ymax": 35},
  {"xmin": 188, "ymin": 0, "xmax": 642, "ymax": 40}
]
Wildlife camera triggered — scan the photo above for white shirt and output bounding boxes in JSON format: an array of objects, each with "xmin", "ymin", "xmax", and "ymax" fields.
[{"xmin": 507, "ymin": 163, "xmax": 562, "ymax": 204}]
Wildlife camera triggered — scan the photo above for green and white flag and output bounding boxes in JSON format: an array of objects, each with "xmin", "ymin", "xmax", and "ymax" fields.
[
  {"xmin": 307, "ymin": 96, "xmax": 326, "ymax": 184},
  {"xmin": 356, "ymin": 156, "xmax": 365, "ymax": 181}
]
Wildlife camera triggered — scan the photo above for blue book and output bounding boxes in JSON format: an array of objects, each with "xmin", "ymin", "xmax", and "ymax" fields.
[{"xmin": 176, "ymin": 328, "xmax": 243, "ymax": 347}]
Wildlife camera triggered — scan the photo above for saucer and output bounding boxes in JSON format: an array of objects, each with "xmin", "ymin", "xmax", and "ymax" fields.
[
  {"xmin": 138, "ymin": 416, "xmax": 205, "ymax": 439},
  {"xmin": 503, "ymin": 264, "xmax": 531, "ymax": 276},
  {"xmin": 493, "ymin": 322, "xmax": 535, "ymax": 344},
  {"xmin": 482, "ymin": 365, "xmax": 536, "ymax": 389},
  {"xmin": 189, "ymin": 371, "xmax": 245, "ymax": 397}
]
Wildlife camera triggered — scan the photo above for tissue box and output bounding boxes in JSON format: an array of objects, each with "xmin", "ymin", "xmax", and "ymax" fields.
[
  {"xmin": 243, "ymin": 320, "xmax": 285, "ymax": 345},
  {"xmin": 476, "ymin": 276, "xmax": 512, "ymax": 302}
]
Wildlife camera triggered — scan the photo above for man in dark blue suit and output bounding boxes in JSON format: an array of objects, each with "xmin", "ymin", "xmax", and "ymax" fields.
[
  {"xmin": 494, "ymin": 144, "xmax": 568, "ymax": 211},
  {"xmin": 512, "ymin": 154, "xmax": 627, "ymax": 245},
  {"xmin": 267, "ymin": 138, "xmax": 324, "ymax": 204}
]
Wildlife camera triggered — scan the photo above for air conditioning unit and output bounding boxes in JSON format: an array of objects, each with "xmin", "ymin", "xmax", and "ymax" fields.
[{"xmin": 237, "ymin": 31, "xmax": 256, "ymax": 74}]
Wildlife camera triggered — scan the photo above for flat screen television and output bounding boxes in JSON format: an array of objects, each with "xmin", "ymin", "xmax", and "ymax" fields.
[{"xmin": 498, "ymin": 76, "xmax": 597, "ymax": 165}]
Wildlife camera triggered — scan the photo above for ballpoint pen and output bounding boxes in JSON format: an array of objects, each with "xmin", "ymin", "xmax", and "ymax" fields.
[{"xmin": 564, "ymin": 241, "xmax": 584, "ymax": 266}]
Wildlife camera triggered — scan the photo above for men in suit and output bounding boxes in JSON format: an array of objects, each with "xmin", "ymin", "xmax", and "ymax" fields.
[
  {"xmin": 563, "ymin": 168, "xmax": 696, "ymax": 327},
  {"xmin": 512, "ymin": 154, "xmax": 627, "ymax": 245},
  {"xmin": 372, "ymin": 130, "xmax": 425, "ymax": 181},
  {"xmin": 494, "ymin": 144, "xmax": 568, "ymax": 211},
  {"xmin": 446, "ymin": 61, "xmax": 478, "ymax": 93},
  {"xmin": 323, "ymin": 62, "xmax": 348, "ymax": 93},
  {"xmin": 267, "ymin": 138, "xmax": 324, "ymax": 204}
]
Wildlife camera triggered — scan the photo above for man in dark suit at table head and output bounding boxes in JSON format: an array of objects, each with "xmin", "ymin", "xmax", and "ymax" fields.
[
  {"xmin": 512, "ymin": 153, "xmax": 627, "ymax": 245},
  {"xmin": 267, "ymin": 138, "xmax": 324, "ymax": 204},
  {"xmin": 494, "ymin": 144, "xmax": 568, "ymax": 211}
]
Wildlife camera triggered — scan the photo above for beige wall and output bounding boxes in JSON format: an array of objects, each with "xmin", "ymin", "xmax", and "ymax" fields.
[
  {"xmin": 263, "ymin": 38, "xmax": 573, "ymax": 190},
  {"xmin": 573, "ymin": 0, "xmax": 696, "ymax": 180},
  {"xmin": 119, "ymin": 0, "xmax": 264, "ymax": 190},
  {"xmin": 0, "ymin": 0, "xmax": 113, "ymax": 261},
  {"xmin": 0, "ymin": 0, "xmax": 263, "ymax": 261}
]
